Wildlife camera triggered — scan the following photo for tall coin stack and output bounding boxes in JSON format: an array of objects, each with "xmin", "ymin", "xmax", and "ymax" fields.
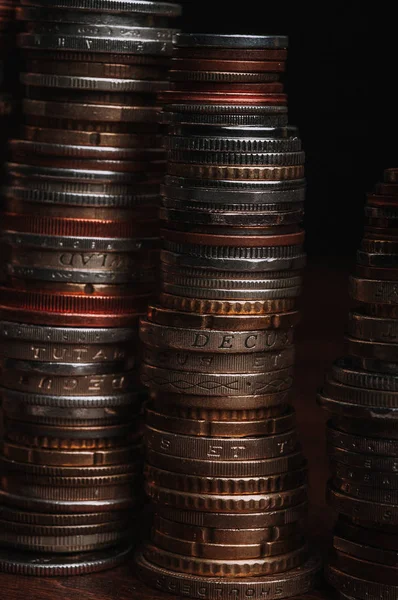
[
  {"xmin": 0, "ymin": 0, "xmax": 14, "ymax": 164},
  {"xmin": 318, "ymin": 169, "xmax": 398, "ymax": 600},
  {"xmin": 137, "ymin": 33, "xmax": 321, "ymax": 599},
  {"xmin": 0, "ymin": 0, "xmax": 181, "ymax": 576}
]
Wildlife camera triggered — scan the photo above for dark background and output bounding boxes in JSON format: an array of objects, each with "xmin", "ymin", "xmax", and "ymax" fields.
[{"xmin": 178, "ymin": 1, "xmax": 397, "ymax": 257}]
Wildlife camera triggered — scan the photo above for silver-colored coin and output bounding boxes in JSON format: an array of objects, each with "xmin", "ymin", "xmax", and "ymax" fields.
[
  {"xmin": 0, "ymin": 388, "xmax": 144, "ymax": 408},
  {"xmin": 166, "ymin": 134, "xmax": 301, "ymax": 153},
  {"xmin": 5, "ymin": 177, "xmax": 160, "ymax": 196},
  {"xmin": 168, "ymin": 150, "xmax": 305, "ymax": 166},
  {"xmin": 4, "ymin": 185, "xmax": 160, "ymax": 207},
  {"xmin": 21, "ymin": 72, "xmax": 169, "ymax": 93},
  {"xmin": 142, "ymin": 365, "xmax": 293, "ymax": 397},
  {"xmin": 163, "ymin": 242, "xmax": 304, "ymax": 260},
  {"xmin": 331, "ymin": 358, "xmax": 398, "ymax": 391},
  {"xmin": 142, "ymin": 346, "xmax": 295, "ymax": 373},
  {"xmin": 164, "ymin": 175, "xmax": 306, "ymax": 192},
  {"xmin": 162, "ymin": 186, "xmax": 306, "ymax": 205},
  {"xmin": 0, "ymin": 321, "xmax": 135, "ymax": 344},
  {"xmin": 0, "ymin": 357, "xmax": 130, "ymax": 376},
  {"xmin": 160, "ymin": 282, "xmax": 302, "ymax": 300},
  {"xmin": 145, "ymin": 425, "xmax": 297, "ymax": 460},
  {"xmin": 25, "ymin": 23, "xmax": 178, "ymax": 42},
  {"xmin": 7, "ymin": 264, "xmax": 157, "ymax": 285},
  {"xmin": 163, "ymin": 104, "xmax": 288, "ymax": 115},
  {"xmin": 17, "ymin": 5, "xmax": 171, "ymax": 25},
  {"xmin": 6, "ymin": 162, "xmax": 155, "ymax": 183},
  {"xmin": 1, "ymin": 231, "xmax": 159, "ymax": 252},
  {"xmin": 160, "ymin": 206, "xmax": 303, "ymax": 226},
  {"xmin": 140, "ymin": 320, "xmax": 293, "ymax": 353},
  {"xmin": 161, "ymin": 248, "xmax": 306, "ymax": 272},
  {"xmin": 175, "ymin": 33, "xmax": 288, "ymax": 49},
  {"xmin": 19, "ymin": 33, "xmax": 174, "ymax": 55},
  {"xmin": 168, "ymin": 124, "xmax": 298, "ymax": 139},
  {"xmin": 20, "ymin": 0, "xmax": 182, "ymax": 17},
  {"xmin": 161, "ymin": 274, "xmax": 302, "ymax": 290},
  {"xmin": 161, "ymin": 112, "xmax": 289, "ymax": 126},
  {"xmin": 169, "ymin": 70, "xmax": 281, "ymax": 83}
]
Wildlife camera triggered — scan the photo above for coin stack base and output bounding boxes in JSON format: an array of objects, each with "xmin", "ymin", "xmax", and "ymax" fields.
[
  {"xmin": 0, "ymin": 0, "xmax": 181, "ymax": 575},
  {"xmin": 137, "ymin": 32, "xmax": 321, "ymax": 599},
  {"xmin": 319, "ymin": 169, "xmax": 398, "ymax": 600}
]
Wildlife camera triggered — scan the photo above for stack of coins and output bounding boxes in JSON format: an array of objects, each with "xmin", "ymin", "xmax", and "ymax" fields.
[
  {"xmin": 0, "ymin": 0, "xmax": 14, "ymax": 165},
  {"xmin": 318, "ymin": 169, "xmax": 398, "ymax": 599},
  {"xmin": 0, "ymin": 0, "xmax": 181, "ymax": 576},
  {"xmin": 137, "ymin": 33, "xmax": 321, "ymax": 599}
]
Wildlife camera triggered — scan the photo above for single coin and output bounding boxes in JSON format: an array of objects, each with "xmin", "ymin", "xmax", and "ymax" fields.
[
  {"xmin": 164, "ymin": 174, "xmax": 305, "ymax": 191},
  {"xmin": 345, "ymin": 336, "xmax": 398, "ymax": 366},
  {"xmin": 20, "ymin": 0, "xmax": 182, "ymax": 16},
  {"xmin": 329, "ymin": 446, "xmax": 398, "ymax": 473},
  {"xmin": 139, "ymin": 320, "xmax": 294, "ymax": 353},
  {"xmin": 167, "ymin": 150, "xmax": 304, "ymax": 167},
  {"xmin": 159, "ymin": 294, "xmax": 296, "ymax": 315},
  {"xmin": 355, "ymin": 265, "xmax": 398, "ymax": 280},
  {"xmin": 327, "ymin": 423, "xmax": 398, "ymax": 456},
  {"xmin": 160, "ymin": 283, "xmax": 302, "ymax": 301},
  {"xmin": 327, "ymin": 485, "xmax": 398, "ymax": 525},
  {"xmin": 160, "ymin": 205, "xmax": 303, "ymax": 225},
  {"xmin": 0, "ymin": 542, "xmax": 132, "ymax": 576},
  {"xmin": 331, "ymin": 357, "xmax": 398, "ymax": 390},
  {"xmin": 142, "ymin": 365, "xmax": 293, "ymax": 396},
  {"xmin": 152, "ymin": 530, "xmax": 304, "ymax": 560},
  {"xmin": 23, "ymin": 57, "xmax": 168, "ymax": 78},
  {"xmin": 359, "ymin": 303, "xmax": 398, "ymax": 319},
  {"xmin": 150, "ymin": 400, "xmax": 284, "ymax": 423},
  {"xmin": 0, "ymin": 321, "xmax": 136, "ymax": 344},
  {"xmin": 163, "ymin": 103, "xmax": 287, "ymax": 115},
  {"xmin": 331, "ymin": 416, "xmax": 398, "ymax": 439},
  {"xmin": 2, "ymin": 441, "xmax": 141, "ymax": 467},
  {"xmin": 347, "ymin": 311, "xmax": 398, "ymax": 343},
  {"xmin": 327, "ymin": 564, "xmax": 398, "ymax": 600},
  {"xmin": 170, "ymin": 73, "xmax": 282, "ymax": 87},
  {"xmin": 161, "ymin": 112, "xmax": 289, "ymax": 127},
  {"xmin": 361, "ymin": 238, "xmax": 398, "ymax": 254},
  {"xmin": 0, "ymin": 528, "xmax": 131, "ymax": 553},
  {"xmin": 175, "ymin": 34, "xmax": 288, "ymax": 49},
  {"xmin": 145, "ymin": 426, "xmax": 297, "ymax": 460},
  {"xmin": 167, "ymin": 164, "xmax": 304, "ymax": 181},
  {"xmin": 333, "ymin": 535, "xmax": 398, "ymax": 566},
  {"xmin": 21, "ymin": 125, "xmax": 163, "ymax": 148},
  {"xmin": 142, "ymin": 346, "xmax": 295, "ymax": 374},
  {"xmin": 173, "ymin": 48, "xmax": 288, "ymax": 60},
  {"xmin": 146, "ymin": 450, "xmax": 305, "ymax": 479},
  {"xmin": 160, "ymin": 273, "xmax": 302, "ymax": 289},
  {"xmin": 350, "ymin": 276, "xmax": 398, "ymax": 305},
  {"xmin": 323, "ymin": 377, "xmax": 398, "ymax": 407},
  {"xmin": 319, "ymin": 391, "xmax": 398, "ymax": 420},
  {"xmin": 145, "ymin": 405, "xmax": 294, "ymax": 438},
  {"xmin": 137, "ymin": 552, "xmax": 321, "ymax": 600},
  {"xmin": 145, "ymin": 464, "xmax": 307, "ymax": 495},
  {"xmin": 23, "ymin": 99, "xmax": 160, "ymax": 122},
  {"xmin": 149, "ymin": 388, "xmax": 290, "ymax": 411},
  {"xmin": 333, "ymin": 477, "xmax": 398, "ymax": 505},
  {"xmin": 332, "ymin": 461, "xmax": 398, "ymax": 488},
  {"xmin": 0, "ymin": 456, "xmax": 140, "ymax": 479},
  {"xmin": 335, "ymin": 517, "xmax": 398, "ymax": 551},
  {"xmin": 166, "ymin": 133, "xmax": 301, "ymax": 154},
  {"xmin": 143, "ymin": 543, "xmax": 308, "ymax": 577},
  {"xmin": 161, "ymin": 90, "xmax": 287, "ymax": 104},
  {"xmin": 147, "ymin": 305, "xmax": 301, "ymax": 331},
  {"xmin": 170, "ymin": 58, "xmax": 285, "ymax": 73},
  {"xmin": 163, "ymin": 232, "xmax": 305, "ymax": 248},
  {"xmin": 0, "ymin": 505, "xmax": 130, "ymax": 526}
]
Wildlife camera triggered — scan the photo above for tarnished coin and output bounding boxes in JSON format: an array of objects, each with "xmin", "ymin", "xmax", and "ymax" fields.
[
  {"xmin": 137, "ymin": 552, "xmax": 321, "ymax": 600},
  {"xmin": 333, "ymin": 535, "xmax": 398, "ymax": 566},
  {"xmin": 349, "ymin": 276, "xmax": 398, "ymax": 305},
  {"xmin": 327, "ymin": 484, "xmax": 398, "ymax": 525},
  {"xmin": 327, "ymin": 564, "xmax": 398, "ymax": 600}
]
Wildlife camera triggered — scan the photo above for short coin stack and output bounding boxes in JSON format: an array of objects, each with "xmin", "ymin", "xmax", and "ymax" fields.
[
  {"xmin": 0, "ymin": 0, "xmax": 181, "ymax": 576},
  {"xmin": 137, "ymin": 33, "xmax": 321, "ymax": 599},
  {"xmin": 318, "ymin": 169, "xmax": 398, "ymax": 600}
]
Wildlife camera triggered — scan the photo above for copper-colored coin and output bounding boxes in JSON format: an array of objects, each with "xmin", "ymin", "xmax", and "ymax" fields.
[
  {"xmin": 147, "ymin": 449, "xmax": 305, "ymax": 479},
  {"xmin": 159, "ymin": 91, "xmax": 287, "ymax": 105},
  {"xmin": 361, "ymin": 238, "xmax": 398, "ymax": 253},
  {"xmin": 153, "ymin": 515, "xmax": 304, "ymax": 545},
  {"xmin": 22, "ymin": 126, "xmax": 162, "ymax": 148},
  {"xmin": 159, "ymin": 294, "xmax": 296, "ymax": 316},
  {"xmin": 145, "ymin": 464, "xmax": 307, "ymax": 495},
  {"xmin": 152, "ymin": 529, "xmax": 304, "ymax": 560},
  {"xmin": 151, "ymin": 400, "xmax": 285, "ymax": 422},
  {"xmin": 150, "ymin": 389, "xmax": 290, "ymax": 411},
  {"xmin": 170, "ymin": 58, "xmax": 286, "ymax": 73},
  {"xmin": 173, "ymin": 48, "xmax": 288, "ymax": 60},
  {"xmin": 143, "ymin": 543, "xmax": 307, "ymax": 577},
  {"xmin": 0, "ymin": 286, "xmax": 149, "ymax": 315},
  {"xmin": 147, "ymin": 305, "xmax": 301, "ymax": 331},
  {"xmin": 0, "ymin": 306, "xmax": 144, "ymax": 327},
  {"xmin": 355, "ymin": 264, "xmax": 398, "ymax": 280},
  {"xmin": 2, "ymin": 212, "xmax": 159, "ymax": 239},
  {"xmin": 359, "ymin": 303, "xmax": 398, "ymax": 318},
  {"xmin": 161, "ymin": 229, "xmax": 304, "ymax": 248},
  {"xmin": 137, "ymin": 552, "xmax": 321, "ymax": 600},
  {"xmin": 366, "ymin": 193, "xmax": 398, "ymax": 207},
  {"xmin": 170, "ymin": 81, "xmax": 284, "ymax": 93},
  {"xmin": 145, "ymin": 404, "xmax": 295, "ymax": 437},
  {"xmin": 167, "ymin": 164, "xmax": 303, "ymax": 181},
  {"xmin": 2, "ymin": 441, "xmax": 141, "ymax": 467}
]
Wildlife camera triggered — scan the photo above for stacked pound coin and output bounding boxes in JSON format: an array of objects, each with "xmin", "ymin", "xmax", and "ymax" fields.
[
  {"xmin": 137, "ymin": 33, "xmax": 321, "ymax": 599},
  {"xmin": 0, "ymin": 0, "xmax": 181, "ymax": 576},
  {"xmin": 318, "ymin": 170, "xmax": 398, "ymax": 600}
]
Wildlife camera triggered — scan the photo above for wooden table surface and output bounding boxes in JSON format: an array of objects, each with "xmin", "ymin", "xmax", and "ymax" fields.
[{"xmin": 0, "ymin": 258, "xmax": 348, "ymax": 600}]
